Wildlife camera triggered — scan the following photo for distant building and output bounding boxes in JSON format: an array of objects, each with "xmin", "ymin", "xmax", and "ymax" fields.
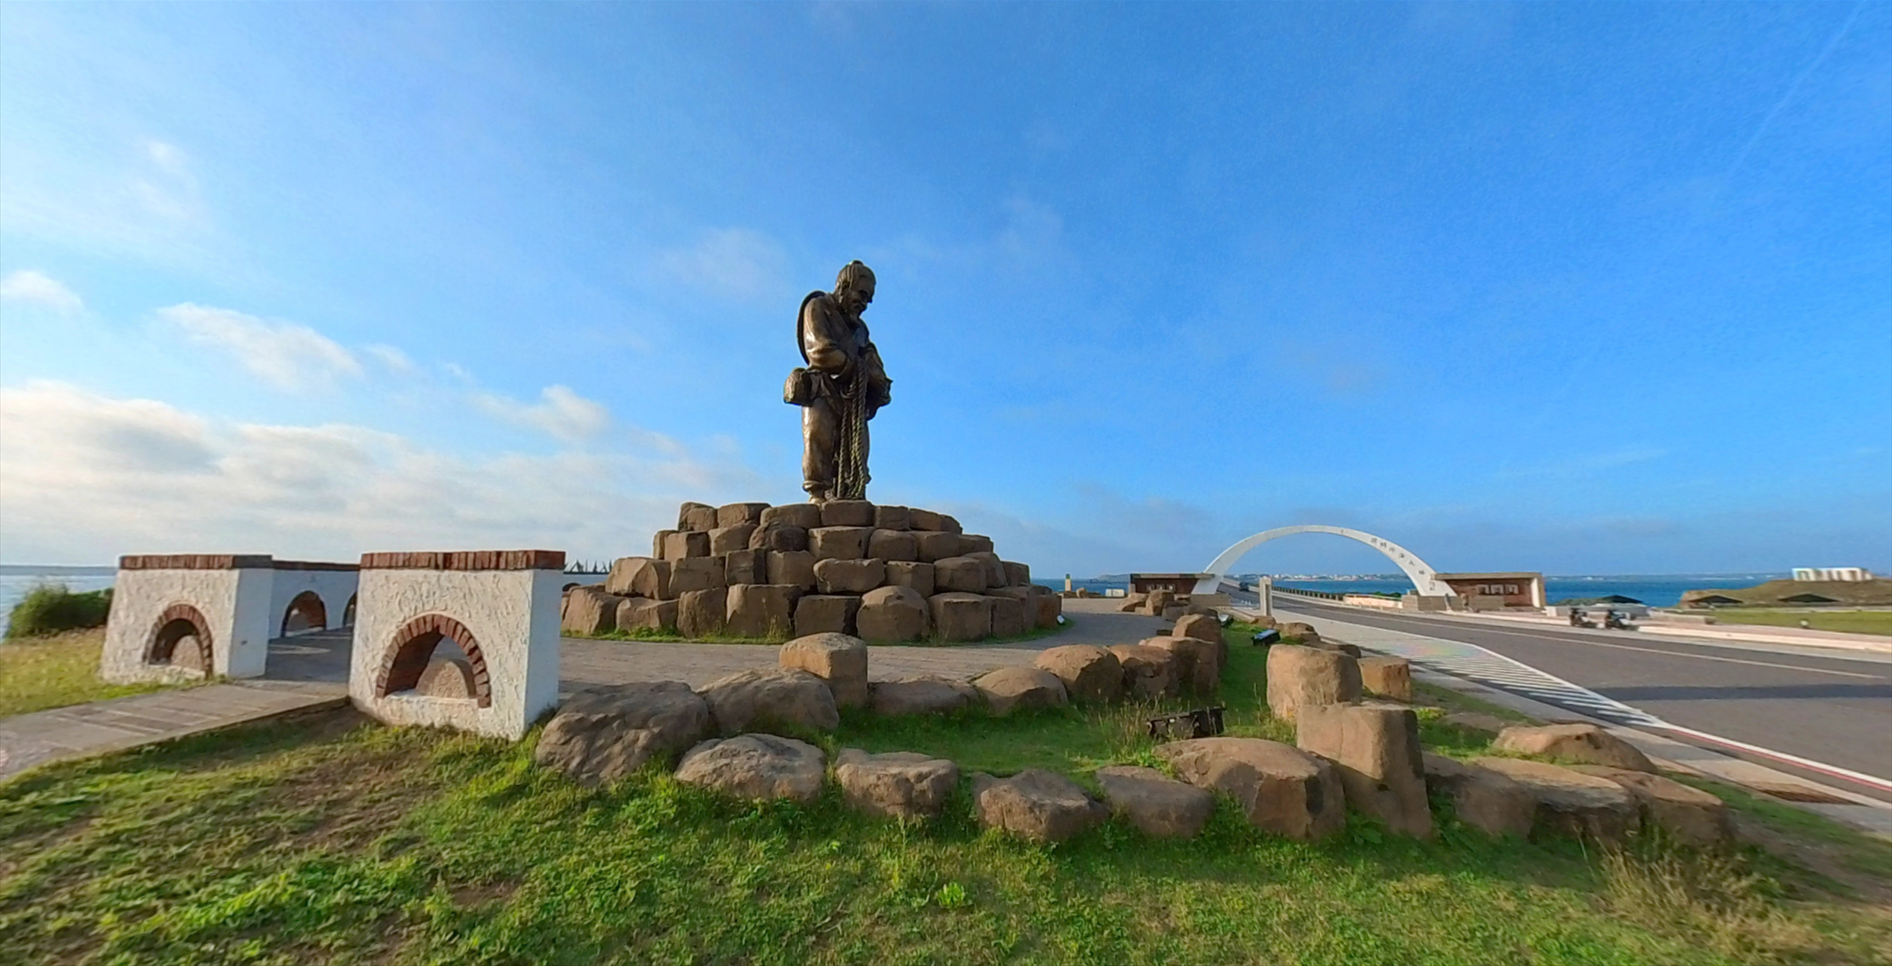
[
  {"xmin": 1128, "ymin": 573, "xmax": 1213, "ymax": 596},
  {"xmin": 1792, "ymin": 567, "xmax": 1875, "ymax": 582},
  {"xmin": 1437, "ymin": 571, "xmax": 1545, "ymax": 610}
]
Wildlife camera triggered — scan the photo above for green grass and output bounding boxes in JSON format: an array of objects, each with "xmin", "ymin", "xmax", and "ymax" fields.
[
  {"xmin": 0, "ymin": 627, "xmax": 185, "ymax": 717},
  {"xmin": 1686, "ymin": 609, "xmax": 1892, "ymax": 637},
  {"xmin": 1, "ymin": 626, "xmax": 1887, "ymax": 964},
  {"xmin": 5, "ymin": 583, "xmax": 112, "ymax": 640}
]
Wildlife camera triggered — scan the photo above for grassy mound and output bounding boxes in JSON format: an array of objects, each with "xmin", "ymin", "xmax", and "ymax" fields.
[
  {"xmin": 5, "ymin": 584, "xmax": 112, "ymax": 640},
  {"xmin": 1, "ymin": 626, "xmax": 1887, "ymax": 964}
]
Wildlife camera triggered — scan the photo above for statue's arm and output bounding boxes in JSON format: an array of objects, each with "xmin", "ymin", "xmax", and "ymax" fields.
[{"xmin": 800, "ymin": 300, "xmax": 850, "ymax": 374}]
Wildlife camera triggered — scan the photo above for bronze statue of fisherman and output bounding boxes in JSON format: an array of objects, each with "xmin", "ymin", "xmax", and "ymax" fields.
[{"xmin": 785, "ymin": 260, "xmax": 891, "ymax": 503}]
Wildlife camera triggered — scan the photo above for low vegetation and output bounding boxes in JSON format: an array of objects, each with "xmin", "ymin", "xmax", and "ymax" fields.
[
  {"xmin": 0, "ymin": 627, "xmax": 181, "ymax": 718},
  {"xmin": 1, "ymin": 626, "xmax": 1887, "ymax": 964},
  {"xmin": 4, "ymin": 583, "xmax": 112, "ymax": 640},
  {"xmin": 1690, "ymin": 609, "xmax": 1892, "ymax": 637}
]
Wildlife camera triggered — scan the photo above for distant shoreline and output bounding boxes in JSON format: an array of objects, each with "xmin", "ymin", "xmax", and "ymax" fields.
[{"xmin": 0, "ymin": 564, "xmax": 117, "ymax": 576}]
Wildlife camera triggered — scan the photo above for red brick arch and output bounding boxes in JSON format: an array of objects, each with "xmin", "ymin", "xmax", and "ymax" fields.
[
  {"xmin": 147, "ymin": 603, "xmax": 214, "ymax": 675},
  {"xmin": 280, "ymin": 591, "xmax": 328, "ymax": 636},
  {"xmin": 374, "ymin": 613, "xmax": 492, "ymax": 708}
]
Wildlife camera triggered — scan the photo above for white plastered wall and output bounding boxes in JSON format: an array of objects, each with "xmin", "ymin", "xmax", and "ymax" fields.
[
  {"xmin": 348, "ymin": 568, "xmax": 562, "ymax": 740},
  {"xmin": 268, "ymin": 569, "xmax": 361, "ymax": 635},
  {"xmin": 101, "ymin": 567, "xmax": 275, "ymax": 683}
]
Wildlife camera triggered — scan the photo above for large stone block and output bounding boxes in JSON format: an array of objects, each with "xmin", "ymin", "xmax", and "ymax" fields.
[
  {"xmin": 1473, "ymin": 757, "xmax": 1640, "ymax": 844},
  {"xmin": 1143, "ymin": 589, "xmax": 1175, "ymax": 617},
  {"xmin": 971, "ymin": 769, "xmax": 1107, "ymax": 843},
  {"xmin": 872, "ymin": 504, "xmax": 910, "ymax": 531},
  {"xmin": 934, "ymin": 556, "xmax": 988, "ymax": 593},
  {"xmin": 677, "ymin": 588, "xmax": 727, "ymax": 639},
  {"xmin": 677, "ymin": 501, "xmax": 718, "ymax": 532},
  {"xmin": 884, "ymin": 560, "xmax": 935, "ymax": 597},
  {"xmin": 913, "ymin": 530, "xmax": 961, "ymax": 563},
  {"xmin": 1144, "ymin": 635, "xmax": 1222, "ymax": 695},
  {"xmin": 1492, "ymin": 724, "xmax": 1656, "ymax": 773},
  {"xmin": 652, "ymin": 529, "xmax": 678, "ymax": 559},
  {"xmin": 698, "ymin": 667, "xmax": 838, "ymax": 735},
  {"xmin": 766, "ymin": 550, "xmax": 817, "ymax": 592},
  {"xmin": 958, "ymin": 534, "xmax": 996, "ymax": 555},
  {"xmin": 761, "ymin": 503, "xmax": 823, "ymax": 530},
  {"xmin": 867, "ymin": 528, "xmax": 919, "ymax": 562},
  {"xmin": 1422, "ymin": 753, "xmax": 1535, "ymax": 838},
  {"xmin": 1096, "ymin": 765, "xmax": 1214, "ymax": 838},
  {"xmin": 988, "ymin": 595, "xmax": 1026, "ymax": 638},
  {"xmin": 605, "ymin": 556, "xmax": 669, "ymax": 599},
  {"xmin": 724, "ymin": 584, "xmax": 800, "ymax": 639},
  {"xmin": 724, "ymin": 549, "xmax": 766, "ymax": 587},
  {"xmin": 669, "ymin": 556, "xmax": 725, "ymax": 595},
  {"xmin": 535, "ymin": 681, "xmax": 712, "ymax": 785},
  {"xmin": 908, "ymin": 508, "xmax": 950, "ymax": 532},
  {"xmin": 562, "ymin": 587, "xmax": 620, "ymax": 635},
  {"xmin": 1358, "ymin": 656, "xmax": 1413, "ymax": 702},
  {"xmin": 1034, "ymin": 587, "xmax": 1062, "ymax": 629},
  {"xmin": 1265, "ymin": 645, "xmax": 1361, "ymax": 721},
  {"xmin": 748, "ymin": 524, "xmax": 808, "ymax": 553},
  {"xmin": 821, "ymin": 499, "xmax": 876, "ymax": 527},
  {"xmin": 792, "ymin": 594, "xmax": 860, "ymax": 638},
  {"xmin": 1156, "ymin": 737, "xmax": 1346, "ymax": 840},
  {"xmin": 1296, "ymin": 702, "xmax": 1433, "ymax": 838},
  {"xmin": 971, "ymin": 666, "xmax": 1067, "ymax": 715},
  {"xmin": 616, "ymin": 597, "xmax": 676, "ymax": 632},
  {"xmin": 708, "ymin": 524, "xmax": 756, "ymax": 555},
  {"xmin": 1108, "ymin": 644, "xmax": 1179, "ymax": 698},
  {"xmin": 929, "ymin": 592, "xmax": 992, "ymax": 642},
  {"xmin": 1001, "ymin": 561, "xmax": 1031, "ymax": 586},
  {"xmin": 1173, "ymin": 613, "xmax": 1221, "ymax": 645},
  {"xmin": 966, "ymin": 551, "xmax": 1006, "ymax": 588},
  {"xmin": 870, "ymin": 675, "xmax": 980, "ymax": 716},
  {"xmin": 856, "ymin": 585, "xmax": 928, "ymax": 642},
  {"xmin": 809, "ymin": 526, "xmax": 872, "ymax": 561},
  {"xmin": 716, "ymin": 502, "xmax": 770, "ymax": 529},
  {"xmin": 814, "ymin": 557, "xmax": 886, "ymax": 594},
  {"xmin": 779, "ymin": 632, "xmax": 869, "ymax": 708},
  {"xmin": 1033, "ymin": 645, "xmax": 1123, "ymax": 703},
  {"xmin": 1568, "ymin": 766, "xmax": 1731, "ymax": 847},
  {"xmin": 662, "ymin": 530, "xmax": 711, "ymax": 560},
  {"xmin": 834, "ymin": 748, "xmax": 958, "ymax": 820},
  {"xmin": 675, "ymin": 734, "xmax": 825, "ymax": 804}
]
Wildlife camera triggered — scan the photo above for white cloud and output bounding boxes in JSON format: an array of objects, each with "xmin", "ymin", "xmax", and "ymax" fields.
[
  {"xmin": 0, "ymin": 270, "xmax": 84, "ymax": 313},
  {"xmin": 474, "ymin": 384, "xmax": 613, "ymax": 442},
  {"xmin": 362, "ymin": 343, "xmax": 415, "ymax": 373},
  {"xmin": 0, "ymin": 382, "xmax": 771, "ymax": 565},
  {"xmin": 158, "ymin": 303, "xmax": 363, "ymax": 392},
  {"xmin": 651, "ymin": 227, "xmax": 789, "ymax": 303}
]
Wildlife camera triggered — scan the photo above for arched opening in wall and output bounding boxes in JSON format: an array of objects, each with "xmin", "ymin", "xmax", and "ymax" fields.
[
  {"xmin": 146, "ymin": 603, "xmax": 214, "ymax": 676},
  {"xmin": 342, "ymin": 594, "xmax": 357, "ymax": 626},
  {"xmin": 375, "ymin": 613, "xmax": 492, "ymax": 707},
  {"xmin": 281, "ymin": 591, "xmax": 328, "ymax": 637}
]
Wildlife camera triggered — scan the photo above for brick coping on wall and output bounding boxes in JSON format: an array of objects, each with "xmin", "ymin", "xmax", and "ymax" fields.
[
  {"xmin": 118, "ymin": 554, "xmax": 360, "ymax": 571},
  {"xmin": 358, "ymin": 550, "xmax": 566, "ymax": 572}
]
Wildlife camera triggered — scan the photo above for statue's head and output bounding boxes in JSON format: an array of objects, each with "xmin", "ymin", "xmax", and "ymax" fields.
[{"xmin": 835, "ymin": 260, "xmax": 875, "ymax": 313}]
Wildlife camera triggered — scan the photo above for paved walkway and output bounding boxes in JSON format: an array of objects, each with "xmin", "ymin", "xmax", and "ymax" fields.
[
  {"xmin": 0, "ymin": 598, "xmax": 1164, "ymax": 781},
  {"xmin": 0, "ymin": 683, "xmax": 346, "ymax": 781}
]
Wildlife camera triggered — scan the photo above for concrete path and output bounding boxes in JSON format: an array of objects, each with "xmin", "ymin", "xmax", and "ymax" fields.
[
  {"xmin": 0, "ymin": 597, "xmax": 1164, "ymax": 782},
  {"xmin": 0, "ymin": 682, "xmax": 347, "ymax": 781}
]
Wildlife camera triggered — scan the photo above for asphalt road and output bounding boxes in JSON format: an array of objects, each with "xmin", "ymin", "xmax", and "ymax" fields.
[{"xmin": 1274, "ymin": 598, "xmax": 1892, "ymax": 802}]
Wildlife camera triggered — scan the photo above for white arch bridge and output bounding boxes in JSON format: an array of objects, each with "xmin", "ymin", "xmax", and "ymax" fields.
[{"xmin": 1191, "ymin": 525, "xmax": 1451, "ymax": 597}]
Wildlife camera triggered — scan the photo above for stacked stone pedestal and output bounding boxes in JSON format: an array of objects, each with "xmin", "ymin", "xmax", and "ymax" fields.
[{"xmin": 567, "ymin": 500, "xmax": 1060, "ymax": 642}]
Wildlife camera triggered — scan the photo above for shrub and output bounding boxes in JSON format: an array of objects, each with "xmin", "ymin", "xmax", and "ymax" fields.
[{"xmin": 5, "ymin": 583, "xmax": 113, "ymax": 640}]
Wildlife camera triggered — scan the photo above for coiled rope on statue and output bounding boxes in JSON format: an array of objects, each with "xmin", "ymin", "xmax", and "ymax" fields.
[{"xmin": 834, "ymin": 375, "xmax": 870, "ymax": 500}]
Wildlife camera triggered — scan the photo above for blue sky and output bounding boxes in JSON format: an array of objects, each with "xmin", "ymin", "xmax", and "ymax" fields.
[{"xmin": 1, "ymin": 2, "xmax": 1887, "ymax": 578}]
